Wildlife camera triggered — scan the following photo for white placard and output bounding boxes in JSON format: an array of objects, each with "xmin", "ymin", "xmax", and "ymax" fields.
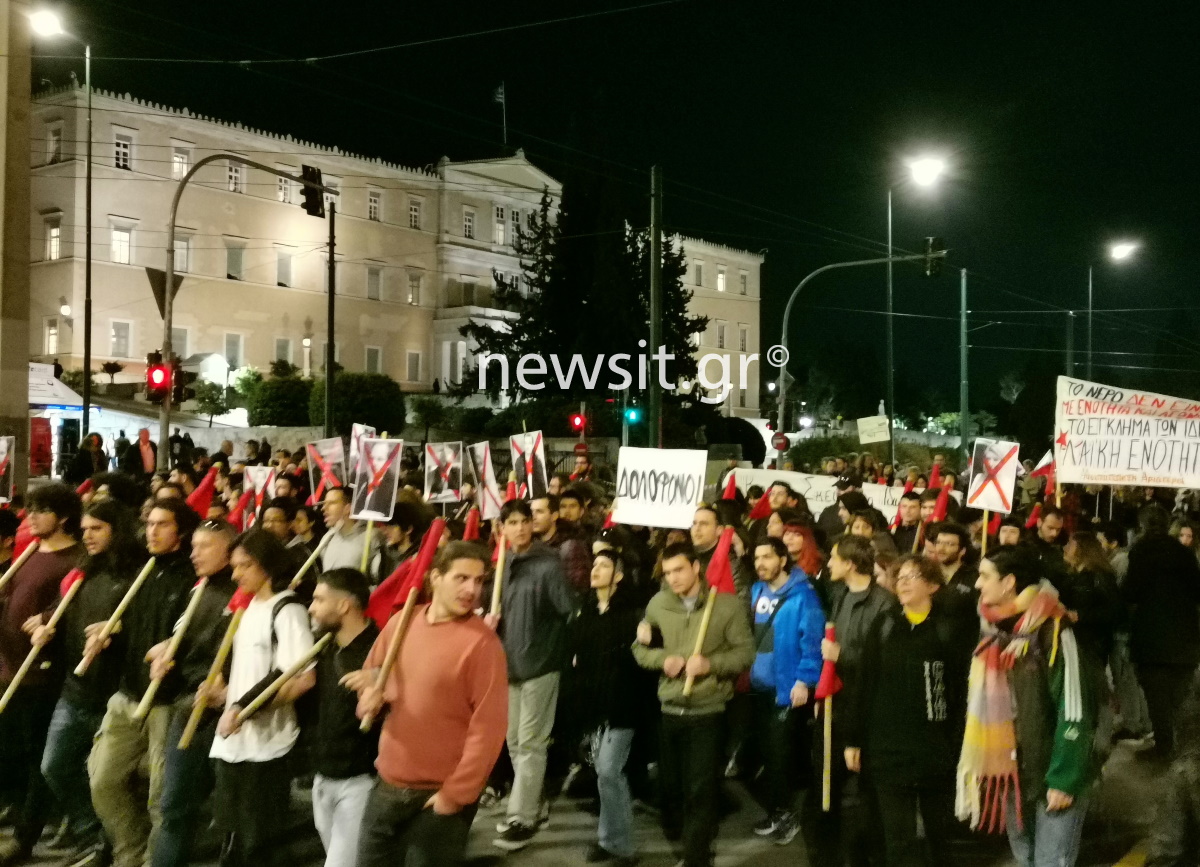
[
  {"xmin": 965, "ymin": 438, "xmax": 1020, "ymax": 515},
  {"xmin": 1055, "ymin": 375, "xmax": 1200, "ymax": 488},
  {"xmin": 730, "ymin": 468, "xmax": 961, "ymax": 523},
  {"xmin": 612, "ymin": 447, "xmax": 707, "ymax": 530},
  {"xmin": 468, "ymin": 442, "xmax": 503, "ymax": 520},
  {"xmin": 351, "ymin": 438, "xmax": 403, "ymax": 521},
  {"xmin": 424, "ymin": 441, "xmax": 463, "ymax": 504},
  {"xmin": 857, "ymin": 415, "xmax": 891, "ymax": 445},
  {"xmin": 0, "ymin": 436, "xmax": 14, "ymax": 504},
  {"xmin": 510, "ymin": 431, "xmax": 548, "ymax": 500},
  {"xmin": 349, "ymin": 423, "xmax": 376, "ymax": 477}
]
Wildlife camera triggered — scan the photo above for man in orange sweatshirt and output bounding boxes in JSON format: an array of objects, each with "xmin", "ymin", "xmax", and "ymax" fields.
[{"xmin": 352, "ymin": 540, "xmax": 508, "ymax": 866}]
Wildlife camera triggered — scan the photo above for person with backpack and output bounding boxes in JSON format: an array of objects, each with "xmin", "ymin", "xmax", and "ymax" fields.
[
  {"xmin": 747, "ymin": 537, "xmax": 823, "ymax": 847},
  {"xmin": 209, "ymin": 530, "xmax": 315, "ymax": 867}
]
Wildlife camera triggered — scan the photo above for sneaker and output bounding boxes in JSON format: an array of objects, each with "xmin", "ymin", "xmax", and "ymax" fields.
[
  {"xmin": 753, "ymin": 813, "xmax": 779, "ymax": 837},
  {"xmin": 494, "ymin": 817, "xmax": 519, "ymax": 834},
  {"xmin": 479, "ymin": 786, "xmax": 503, "ymax": 809},
  {"xmin": 492, "ymin": 822, "xmax": 537, "ymax": 852},
  {"xmin": 538, "ymin": 798, "xmax": 551, "ymax": 829},
  {"xmin": 772, "ymin": 812, "xmax": 799, "ymax": 846}
]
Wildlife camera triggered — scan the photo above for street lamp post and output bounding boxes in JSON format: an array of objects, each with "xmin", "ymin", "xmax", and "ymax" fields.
[{"xmin": 1087, "ymin": 241, "xmax": 1140, "ymax": 380}]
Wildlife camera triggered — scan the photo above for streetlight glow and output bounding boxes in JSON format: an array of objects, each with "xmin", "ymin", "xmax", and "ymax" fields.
[
  {"xmin": 766, "ymin": 381, "xmax": 776, "ymax": 393},
  {"xmin": 29, "ymin": 9, "xmax": 64, "ymax": 36},
  {"xmin": 1109, "ymin": 241, "xmax": 1139, "ymax": 261},
  {"xmin": 59, "ymin": 302, "xmax": 71, "ymax": 317},
  {"xmin": 909, "ymin": 157, "xmax": 947, "ymax": 187}
]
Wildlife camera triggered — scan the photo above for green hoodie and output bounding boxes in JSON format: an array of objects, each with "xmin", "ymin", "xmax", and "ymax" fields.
[{"xmin": 632, "ymin": 585, "xmax": 754, "ymax": 716}]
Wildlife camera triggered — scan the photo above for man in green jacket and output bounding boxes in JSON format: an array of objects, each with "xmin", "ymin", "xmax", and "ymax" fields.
[{"xmin": 633, "ymin": 541, "xmax": 754, "ymax": 867}]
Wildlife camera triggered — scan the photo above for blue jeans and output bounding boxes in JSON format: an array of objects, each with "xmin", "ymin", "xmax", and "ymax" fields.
[
  {"xmin": 595, "ymin": 727, "xmax": 635, "ymax": 858},
  {"xmin": 1005, "ymin": 791, "xmax": 1088, "ymax": 867},
  {"xmin": 41, "ymin": 696, "xmax": 104, "ymax": 841},
  {"xmin": 150, "ymin": 706, "xmax": 216, "ymax": 867}
]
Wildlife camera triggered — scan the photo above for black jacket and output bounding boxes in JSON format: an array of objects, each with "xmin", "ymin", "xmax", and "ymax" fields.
[
  {"xmin": 313, "ymin": 621, "xmax": 380, "ymax": 779},
  {"xmin": 569, "ymin": 586, "xmax": 653, "ymax": 732},
  {"xmin": 1125, "ymin": 533, "xmax": 1200, "ymax": 666},
  {"xmin": 174, "ymin": 567, "xmax": 238, "ymax": 695},
  {"xmin": 826, "ymin": 580, "xmax": 899, "ymax": 736},
  {"xmin": 1058, "ymin": 566, "xmax": 1124, "ymax": 663},
  {"xmin": 59, "ymin": 555, "xmax": 142, "ymax": 712},
  {"xmin": 498, "ymin": 542, "xmax": 574, "ymax": 682},
  {"xmin": 115, "ymin": 550, "xmax": 196, "ymax": 703},
  {"xmin": 892, "ymin": 523, "xmax": 920, "ymax": 556}
]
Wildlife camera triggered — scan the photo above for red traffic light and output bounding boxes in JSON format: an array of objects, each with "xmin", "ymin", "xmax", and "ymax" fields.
[
  {"xmin": 149, "ymin": 366, "xmax": 168, "ymax": 386},
  {"xmin": 570, "ymin": 413, "xmax": 586, "ymax": 431}
]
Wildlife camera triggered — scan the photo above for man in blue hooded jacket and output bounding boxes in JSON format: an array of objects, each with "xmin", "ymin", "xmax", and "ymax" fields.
[{"xmin": 747, "ymin": 537, "xmax": 824, "ymax": 845}]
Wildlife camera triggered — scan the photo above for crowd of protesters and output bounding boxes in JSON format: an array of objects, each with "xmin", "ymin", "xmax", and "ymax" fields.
[{"xmin": 4, "ymin": 434, "xmax": 1200, "ymax": 867}]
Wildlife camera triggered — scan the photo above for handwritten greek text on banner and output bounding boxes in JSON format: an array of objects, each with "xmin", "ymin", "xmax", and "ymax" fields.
[
  {"xmin": 613, "ymin": 447, "xmax": 707, "ymax": 529},
  {"xmin": 1055, "ymin": 375, "xmax": 1200, "ymax": 488}
]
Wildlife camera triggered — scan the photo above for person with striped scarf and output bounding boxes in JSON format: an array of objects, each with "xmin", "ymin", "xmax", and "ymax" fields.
[{"xmin": 957, "ymin": 545, "xmax": 1098, "ymax": 867}]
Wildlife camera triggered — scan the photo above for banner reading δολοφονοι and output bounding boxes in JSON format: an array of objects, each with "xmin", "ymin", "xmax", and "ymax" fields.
[{"xmin": 612, "ymin": 447, "xmax": 708, "ymax": 530}]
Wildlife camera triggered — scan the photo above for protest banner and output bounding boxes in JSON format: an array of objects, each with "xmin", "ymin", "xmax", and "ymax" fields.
[
  {"xmin": 0, "ymin": 436, "xmax": 13, "ymax": 504},
  {"xmin": 351, "ymin": 438, "xmax": 403, "ymax": 520},
  {"xmin": 349, "ymin": 423, "xmax": 376, "ymax": 477},
  {"xmin": 612, "ymin": 447, "xmax": 707, "ymax": 530},
  {"xmin": 306, "ymin": 437, "xmax": 347, "ymax": 502},
  {"xmin": 1056, "ymin": 375, "xmax": 1200, "ymax": 488},
  {"xmin": 730, "ymin": 468, "xmax": 960, "ymax": 523},
  {"xmin": 857, "ymin": 416, "xmax": 891, "ymax": 445},
  {"xmin": 243, "ymin": 466, "xmax": 275, "ymax": 528},
  {"xmin": 965, "ymin": 438, "xmax": 1020, "ymax": 515},
  {"xmin": 467, "ymin": 442, "xmax": 503, "ymax": 519},
  {"xmin": 424, "ymin": 442, "xmax": 464, "ymax": 504},
  {"xmin": 510, "ymin": 431, "xmax": 548, "ymax": 499}
]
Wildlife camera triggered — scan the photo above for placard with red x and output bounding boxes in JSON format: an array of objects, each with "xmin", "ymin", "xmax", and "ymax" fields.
[{"xmin": 966, "ymin": 439, "xmax": 1020, "ymax": 514}]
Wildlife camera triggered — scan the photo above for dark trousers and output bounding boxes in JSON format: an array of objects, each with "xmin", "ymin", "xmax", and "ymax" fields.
[
  {"xmin": 356, "ymin": 779, "xmax": 478, "ymax": 867},
  {"xmin": 152, "ymin": 708, "xmax": 217, "ymax": 867},
  {"xmin": 801, "ymin": 737, "xmax": 884, "ymax": 867},
  {"xmin": 213, "ymin": 757, "xmax": 292, "ymax": 867},
  {"xmin": 1, "ymin": 685, "xmax": 58, "ymax": 851},
  {"xmin": 1137, "ymin": 663, "xmax": 1193, "ymax": 756},
  {"xmin": 874, "ymin": 776, "xmax": 954, "ymax": 867},
  {"xmin": 659, "ymin": 712, "xmax": 724, "ymax": 867},
  {"xmin": 40, "ymin": 695, "xmax": 105, "ymax": 841},
  {"xmin": 749, "ymin": 691, "xmax": 800, "ymax": 814}
]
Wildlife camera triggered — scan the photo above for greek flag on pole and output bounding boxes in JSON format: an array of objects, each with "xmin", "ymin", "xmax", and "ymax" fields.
[{"xmin": 493, "ymin": 83, "xmax": 505, "ymax": 104}]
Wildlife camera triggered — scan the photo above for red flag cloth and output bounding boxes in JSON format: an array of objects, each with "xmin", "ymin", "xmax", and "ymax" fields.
[
  {"xmin": 59, "ymin": 568, "xmax": 84, "ymax": 598},
  {"xmin": 1024, "ymin": 503, "xmax": 1042, "ymax": 530},
  {"xmin": 814, "ymin": 624, "xmax": 843, "ymax": 700},
  {"xmin": 227, "ymin": 588, "xmax": 254, "ymax": 612},
  {"xmin": 704, "ymin": 527, "xmax": 738, "ymax": 595},
  {"xmin": 602, "ymin": 511, "xmax": 616, "ymax": 530},
  {"xmin": 186, "ymin": 467, "xmax": 219, "ymax": 520},
  {"xmin": 721, "ymin": 473, "xmax": 738, "ymax": 501},
  {"xmin": 1044, "ymin": 468, "xmax": 1057, "ymax": 498},
  {"xmin": 305, "ymin": 492, "xmax": 315, "ymax": 507},
  {"xmin": 987, "ymin": 512, "xmax": 1002, "ymax": 536},
  {"xmin": 931, "ymin": 486, "xmax": 951, "ymax": 523},
  {"xmin": 75, "ymin": 479, "xmax": 93, "ymax": 496},
  {"xmin": 227, "ymin": 489, "xmax": 255, "ymax": 532},
  {"xmin": 747, "ymin": 494, "xmax": 773, "ymax": 521},
  {"xmin": 13, "ymin": 517, "xmax": 34, "ymax": 560},
  {"xmin": 505, "ymin": 478, "xmax": 518, "ymax": 503},
  {"xmin": 928, "ymin": 461, "xmax": 942, "ymax": 491},
  {"xmin": 365, "ymin": 518, "xmax": 446, "ymax": 628},
  {"xmin": 463, "ymin": 508, "xmax": 481, "ymax": 541},
  {"xmin": 1031, "ymin": 450, "xmax": 1054, "ymax": 478}
]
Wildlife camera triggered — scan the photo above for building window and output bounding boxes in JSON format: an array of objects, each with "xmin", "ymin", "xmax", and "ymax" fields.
[
  {"xmin": 225, "ymin": 333, "xmax": 244, "ymax": 369},
  {"xmin": 47, "ymin": 125, "xmax": 63, "ymax": 164},
  {"xmin": 276, "ymin": 250, "xmax": 292, "ymax": 287},
  {"xmin": 173, "ymin": 237, "xmax": 190, "ymax": 273},
  {"xmin": 739, "ymin": 391, "xmax": 746, "ymax": 409},
  {"xmin": 320, "ymin": 342, "xmax": 341, "ymax": 366},
  {"xmin": 694, "ymin": 261, "xmax": 703, "ymax": 287},
  {"xmin": 406, "ymin": 351, "xmax": 421, "ymax": 382},
  {"xmin": 227, "ymin": 162, "xmax": 244, "ymax": 194},
  {"xmin": 739, "ymin": 271, "xmax": 748, "ymax": 295},
  {"xmin": 365, "ymin": 346, "xmax": 382, "ymax": 374},
  {"xmin": 717, "ymin": 267, "xmax": 726, "ymax": 292},
  {"xmin": 110, "ymin": 321, "xmax": 131, "ymax": 358},
  {"xmin": 44, "ymin": 318, "xmax": 58, "ymax": 355},
  {"xmin": 366, "ymin": 266, "xmax": 381, "ymax": 301},
  {"xmin": 461, "ymin": 276, "xmax": 478, "ymax": 307},
  {"xmin": 510, "ymin": 209, "xmax": 520, "ymax": 243},
  {"xmin": 494, "ymin": 206, "xmax": 506, "ymax": 245},
  {"xmin": 110, "ymin": 227, "xmax": 131, "ymax": 265},
  {"xmin": 226, "ymin": 243, "xmax": 244, "ymax": 281},
  {"xmin": 323, "ymin": 177, "xmax": 340, "ymax": 212},
  {"xmin": 408, "ymin": 199, "xmax": 422, "ymax": 230},
  {"xmin": 407, "ymin": 274, "xmax": 421, "ymax": 305},
  {"xmin": 171, "ymin": 327, "xmax": 189, "ymax": 359},
  {"xmin": 368, "ymin": 190, "xmax": 381, "ymax": 222},
  {"xmin": 275, "ymin": 338, "xmax": 292, "ymax": 363},
  {"xmin": 172, "ymin": 147, "xmax": 189, "ymax": 180},
  {"xmin": 691, "ymin": 331, "xmax": 702, "ymax": 348},
  {"xmin": 463, "ymin": 208, "xmax": 476, "ymax": 240},
  {"xmin": 739, "ymin": 326, "xmax": 748, "ymax": 352},
  {"xmin": 527, "ymin": 211, "xmax": 536, "ymax": 230},
  {"xmin": 716, "ymin": 323, "xmax": 726, "ymax": 350},
  {"xmin": 277, "ymin": 173, "xmax": 292, "ymax": 204},
  {"xmin": 45, "ymin": 219, "xmax": 61, "ymax": 261},
  {"xmin": 114, "ymin": 133, "xmax": 132, "ymax": 170}
]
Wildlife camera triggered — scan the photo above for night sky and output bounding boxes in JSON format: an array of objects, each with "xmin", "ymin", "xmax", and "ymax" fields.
[{"xmin": 34, "ymin": 1, "xmax": 1200, "ymax": 425}]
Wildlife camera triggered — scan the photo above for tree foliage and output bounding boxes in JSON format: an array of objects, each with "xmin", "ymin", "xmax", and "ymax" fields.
[
  {"xmin": 101, "ymin": 361, "xmax": 124, "ymax": 384},
  {"xmin": 269, "ymin": 358, "xmax": 301, "ymax": 378},
  {"xmin": 249, "ymin": 377, "xmax": 313, "ymax": 426},
  {"xmin": 308, "ymin": 373, "xmax": 406, "ymax": 436},
  {"xmin": 193, "ymin": 381, "xmax": 231, "ymax": 427}
]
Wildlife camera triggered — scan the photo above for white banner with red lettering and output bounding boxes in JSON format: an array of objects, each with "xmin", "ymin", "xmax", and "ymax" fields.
[{"xmin": 730, "ymin": 468, "xmax": 960, "ymax": 523}]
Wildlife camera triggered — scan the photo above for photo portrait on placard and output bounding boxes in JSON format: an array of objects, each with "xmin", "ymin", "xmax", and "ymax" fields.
[
  {"xmin": 244, "ymin": 465, "xmax": 276, "ymax": 528},
  {"xmin": 510, "ymin": 430, "xmax": 548, "ymax": 500},
  {"xmin": 0, "ymin": 436, "xmax": 14, "ymax": 504},
  {"xmin": 306, "ymin": 437, "xmax": 347, "ymax": 503},
  {"xmin": 351, "ymin": 438, "xmax": 402, "ymax": 520},
  {"xmin": 424, "ymin": 441, "xmax": 463, "ymax": 504},
  {"xmin": 468, "ymin": 441, "xmax": 503, "ymax": 519},
  {"xmin": 348, "ymin": 423, "xmax": 376, "ymax": 480}
]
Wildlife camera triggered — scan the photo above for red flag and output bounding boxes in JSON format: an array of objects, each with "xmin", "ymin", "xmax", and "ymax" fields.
[
  {"xmin": 186, "ymin": 466, "xmax": 219, "ymax": 519},
  {"xmin": 721, "ymin": 473, "xmax": 738, "ymax": 501},
  {"xmin": 59, "ymin": 568, "xmax": 84, "ymax": 598},
  {"xmin": 814, "ymin": 623, "xmax": 843, "ymax": 700},
  {"xmin": 602, "ymin": 511, "xmax": 616, "ymax": 530},
  {"xmin": 928, "ymin": 461, "xmax": 942, "ymax": 491},
  {"xmin": 1030, "ymin": 450, "xmax": 1054, "ymax": 478},
  {"xmin": 365, "ymin": 518, "xmax": 446, "ymax": 628},
  {"xmin": 75, "ymin": 479, "xmax": 93, "ymax": 497},
  {"xmin": 931, "ymin": 486, "xmax": 951, "ymax": 522},
  {"xmin": 1044, "ymin": 469, "xmax": 1056, "ymax": 499},
  {"xmin": 227, "ymin": 489, "xmax": 255, "ymax": 532},
  {"xmin": 463, "ymin": 507, "xmax": 481, "ymax": 541},
  {"xmin": 747, "ymin": 493, "xmax": 772, "ymax": 521},
  {"xmin": 227, "ymin": 588, "xmax": 254, "ymax": 612},
  {"xmin": 987, "ymin": 512, "xmax": 1002, "ymax": 536},
  {"xmin": 504, "ymin": 478, "xmax": 518, "ymax": 503},
  {"xmin": 1025, "ymin": 503, "xmax": 1042, "ymax": 530},
  {"xmin": 704, "ymin": 527, "xmax": 738, "ymax": 595}
]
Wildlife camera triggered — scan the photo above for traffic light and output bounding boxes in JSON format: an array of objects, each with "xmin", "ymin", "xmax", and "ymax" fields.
[
  {"xmin": 570, "ymin": 412, "xmax": 586, "ymax": 432},
  {"xmin": 146, "ymin": 350, "xmax": 169, "ymax": 404},
  {"xmin": 623, "ymin": 405, "xmax": 642, "ymax": 424},
  {"xmin": 171, "ymin": 357, "xmax": 198, "ymax": 405},
  {"xmin": 299, "ymin": 164, "xmax": 325, "ymax": 218},
  {"xmin": 923, "ymin": 236, "xmax": 946, "ymax": 277}
]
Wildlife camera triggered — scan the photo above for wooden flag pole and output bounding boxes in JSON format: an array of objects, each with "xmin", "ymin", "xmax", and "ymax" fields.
[
  {"xmin": 822, "ymin": 693, "xmax": 833, "ymax": 811},
  {"xmin": 981, "ymin": 508, "xmax": 989, "ymax": 557},
  {"xmin": 358, "ymin": 590, "xmax": 420, "ymax": 732},
  {"xmin": 0, "ymin": 540, "xmax": 40, "ymax": 595},
  {"xmin": 681, "ymin": 588, "xmax": 718, "ymax": 697},
  {"xmin": 178, "ymin": 608, "xmax": 243, "ymax": 749},
  {"xmin": 75, "ymin": 558, "xmax": 157, "ymax": 676},
  {"xmin": 235, "ymin": 633, "xmax": 331, "ymax": 725},
  {"xmin": 0, "ymin": 575, "xmax": 84, "ymax": 713},
  {"xmin": 290, "ymin": 521, "xmax": 342, "ymax": 591},
  {"xmin": 489, "ymin": 537, "xmax": 508, "ymax": 617},
  {"xmin": 133, "ymin": 577, "xmax": 209, "ymax": 721}
]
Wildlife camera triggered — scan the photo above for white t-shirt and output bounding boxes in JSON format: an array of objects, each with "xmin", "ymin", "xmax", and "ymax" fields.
[{"xmin": 209, "ymin": 590, "xmax": 314, "ymax": 764}]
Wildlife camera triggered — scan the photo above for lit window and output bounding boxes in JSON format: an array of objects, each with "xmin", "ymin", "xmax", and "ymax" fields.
[
  {"xmin": 510, "ymin": 209, "xmax": 520, "ymax": 243},
  {"xmin": 365, "ymin": 346, "xmax": 382, "ymax": 374},
  {"xmin": 406, "ymin": 350, "xmax": 421, "ymax": 382},
  {"xmin": 463, "ymin": 208, "xmax": 476, "ymax": 240},
  {"xmin": 47, "ymin": 126, "xmax": 62, "ymax": 164},
  {"xmin": 172, "ymin": 148, "xmax": 189, "ymax": 179},
  {"xmin": 407, "ymin": 274, "xmax": 421, "ymax": 305},
  {"xmin": 366, "ymin": 267, "xmax": 381, "ymax": 301},
  {"xmin": 227, "ymin": 163, "xmax": 244, "ymax": 194},
  {"xmin": 323, "ymin": 177, "xmax": 340, "ymax": 212},
  {"xmin": 739, "ymin": 272, "xmax": 748, "ymax": 295},
  {"xmin": 226, "ymin": 244, "xmax": 244, "ymax": 280},
  {"xmin": 45, "ymin": 219, "xmax": 61, "ymax": 261},
  {"xmin": 110, "ymin": 227, "xmax": 131, "ymax": 265},
  {"xmin": 44, "ymin": 318, "xmax": 58, "ymax": 355},
  {"xmin": 691, "ymin": 331, "xmax": 702, "ymax": 348},
  {"xmin": 494, "ymin": 206, "xmax": 506, "ymax": 245},
  {"xmin": 408, "ymin": 199, "xmax": 422, "ymax": 229},
  {"xmin": 114, "ymin": 134, "xmax": 132, "ymax": 169},
  {"xmin": 173, "ymin": 237, "xmax": 190, "ymax": 273},
  {"xmin": 368, "ymin": 190, "xmax": 381, "ymax": 222},
  {"xmin": 276, "ymin": 250, "xmax": 292, "ymax": 287},
  {"xmin": 110, "ymin": 321, "xmax": 131, "ymax": 358},
  {"xmin": 717, "ymin": 267, "xmax": 726, "ymax": 292},
  {"xmin": 277, "ymin": 174, "xmax": 292, "ymax": 203}
]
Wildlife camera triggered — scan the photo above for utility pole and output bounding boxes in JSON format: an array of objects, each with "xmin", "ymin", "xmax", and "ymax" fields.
[
  {"xmin": 325, "ymin": 202, "xmax": 336, "ymax": 438},
  {"xmin": 1065, "ymin": 310, "xmax": 1075, "ymax": 376},
  {"xmin": 1086, "ymin": 266, "xmax": 1094, "ymax": 381},
  {"xmin": 885, "ymin": 188, "xmax": 895, "ymax": 467},
  {"xmin": 958, "ymin": 268, "xmax": 969, "ymax": 462},
  {"xmin": 82, "ymin": 44, "xmax": 92, "ymax": 433},
  {"xmin": 648, "ymin": 166, "xmax": 663, "ymax": 448}
]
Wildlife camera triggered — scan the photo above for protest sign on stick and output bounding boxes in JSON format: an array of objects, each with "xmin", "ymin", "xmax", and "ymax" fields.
[
  {"xmin": 965, "ymin": 438, "xmax": 1020, "ymax": 515},
  {"xmin": 468, "ymin": 442, "xmax": 503, "ymax": 519},
  {"xmin": 510, "ymin": 431, "xmax": 548, "ymax": 500},
  {"xmin": 612, "ymin": 447, "xmax": 707, "ymax": 530},
  {"xmin": 424, "ymin": 442, "xmax": 463, "ymax": 504},
  {"xmin": 306, "ymin": 437, "xmax": 347, "ymax": 504},
  {"xmin": 351, "ymin": 438, "xmax": 402, "ymax": 521}
]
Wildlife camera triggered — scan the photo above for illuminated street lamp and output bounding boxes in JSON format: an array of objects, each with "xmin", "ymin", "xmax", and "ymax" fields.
[
  {"xmin": 1109, "ymin": 241, "xmax": 1139, "ymax": 261},
  {"xmin": 908, "ymin": 157, "xmax": 947, "ymax": 188}
]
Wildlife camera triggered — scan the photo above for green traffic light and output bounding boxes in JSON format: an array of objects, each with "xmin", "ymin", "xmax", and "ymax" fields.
[{"xmin": 624, "ymin": 407, "xmax": 642, "ymax": 423}]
